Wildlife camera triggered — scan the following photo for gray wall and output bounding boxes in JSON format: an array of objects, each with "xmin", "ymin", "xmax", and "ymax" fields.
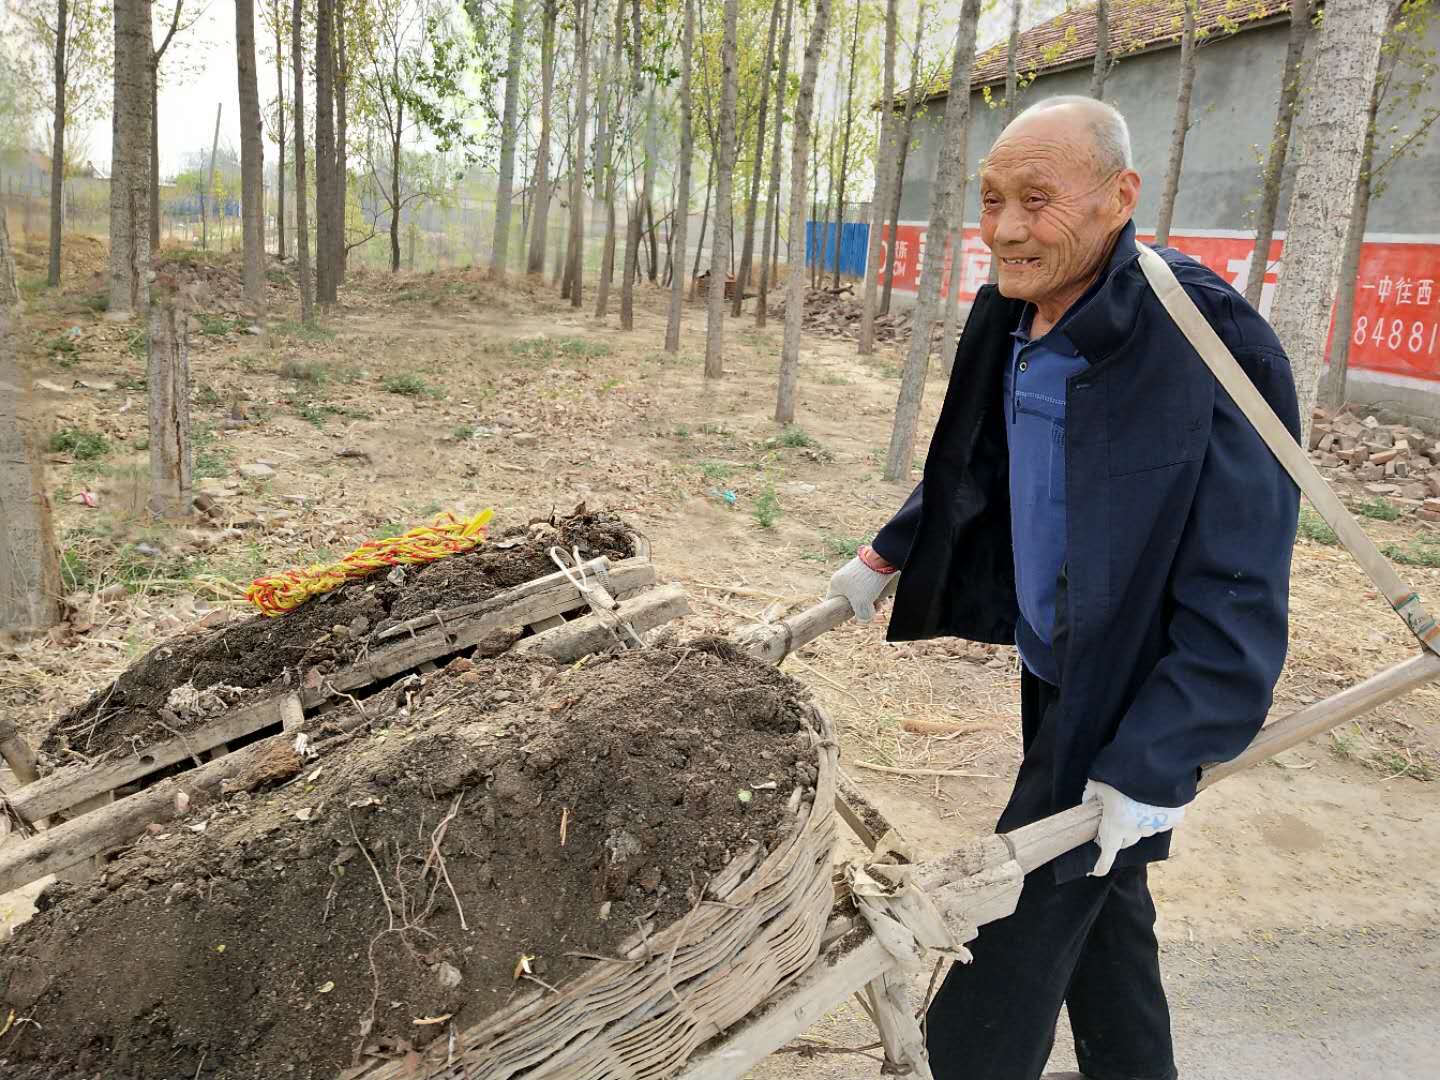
[{"xmin": 899, "ymin": 17, "xmax": 1440, "ymax": 236}]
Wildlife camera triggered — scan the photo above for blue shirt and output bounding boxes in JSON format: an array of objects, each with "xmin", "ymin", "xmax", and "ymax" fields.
[{"xmin": 1005, "ymin": 312, "xmax": 1089, "ymax": 685}]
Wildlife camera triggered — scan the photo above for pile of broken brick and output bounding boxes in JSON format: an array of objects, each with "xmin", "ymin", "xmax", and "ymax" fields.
[{"xmin": 1310, "ymin": 407, "xmax": 1440, "ymax": 517}]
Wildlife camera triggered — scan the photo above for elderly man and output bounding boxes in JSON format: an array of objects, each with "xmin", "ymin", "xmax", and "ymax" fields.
[{"xmin": 828, "ymin": 97, "xmax": 1299, "ymax": 1079}]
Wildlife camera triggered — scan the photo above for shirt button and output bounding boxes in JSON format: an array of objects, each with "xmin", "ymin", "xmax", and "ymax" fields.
[{"xmin": 1018, "ymin": 360, "xmax": 1029, "ymax": 372}]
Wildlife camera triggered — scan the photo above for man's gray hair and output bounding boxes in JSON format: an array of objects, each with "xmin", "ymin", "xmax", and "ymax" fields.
[{"xmin": 1014, "ymin": 95, "xmax": 1134, "ymax": 174}]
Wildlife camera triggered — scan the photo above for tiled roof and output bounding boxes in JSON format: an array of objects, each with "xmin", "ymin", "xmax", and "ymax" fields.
[{"xmin": 899, "ymin": 0, "xmax": 1294, "ymax": 102}]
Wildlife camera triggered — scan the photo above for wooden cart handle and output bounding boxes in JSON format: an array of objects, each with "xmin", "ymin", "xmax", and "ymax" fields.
[{"xmin": 1003, "ymin": 649, "xmax": 1440, "ymax": 873}]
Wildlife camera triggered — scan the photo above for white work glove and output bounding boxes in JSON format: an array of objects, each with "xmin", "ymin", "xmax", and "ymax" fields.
[
  {"xmin": 826, "ymin": 547, "xmax": 894, "ymax": 621},
  {"xmin": 1083, "ymin": 779, "xmax": 1187, "ymax": 878}
]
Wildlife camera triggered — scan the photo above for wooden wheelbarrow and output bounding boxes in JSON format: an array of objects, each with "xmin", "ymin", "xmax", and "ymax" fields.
[{"xmin": 703, "ymin": 583, "xmax": 1440, "ymax": 1079}]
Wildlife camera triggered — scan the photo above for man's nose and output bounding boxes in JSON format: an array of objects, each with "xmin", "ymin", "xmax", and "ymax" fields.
[{"xmin": 992, "ymin": 204, "xmax": 1029, "ymax": 247}]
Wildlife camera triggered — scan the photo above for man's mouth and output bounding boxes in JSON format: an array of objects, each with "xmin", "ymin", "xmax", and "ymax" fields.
[{"xmin": 1000, "ymin": 256, "xmax": 1040, "ymax": 267}]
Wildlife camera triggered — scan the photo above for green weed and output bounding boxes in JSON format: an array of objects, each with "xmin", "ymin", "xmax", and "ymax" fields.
[
  {"xmin": 1380, "ymin": 540, "xmax": 1440, "ymax": 567},
  {"xmin": 699, "ymin": 461, "xmax": 732, "ymax": 483},
  {"xmin": 194, "ymin": 312, "xmax": 242, "ymax": 337},
  {"xmin": 46, "ymin": 334, "xmax": 82, "ymax": 365},
  {"xmin": 753, "ymin": 487, "xmax": 781, "ymax": 530},
  {"xmin": 195, "ymin": 385, "xmax": 223, "ymax": 407},
  {"xmin": 273, "ymin": 319, "xmax": 336, "ymax": 341},
  {"xmin": 508, "ymin": 335, "xmax": 612, "ymax": 361},
  {"xmin": 1297, "ymin": 508, "xmax": 1339, "ymax": 546},
  {"xmin": 49, "ymin": 428, "xmax": 111, "ymax": 461},
  {"xmin": 265, "ymin": 268, "xmax": 292, "ymax": 286},
  {"xmin": 279, "ymin": 359, "xmax": 329, "ymax": 384},
  {"xmin": 1354, "ymin": 497, "xmax": 1402, "ymax": 522},
  {"xmin": 778, "ymin": 426, "xmax": 817, "ymax": 449},
  {"xmin": 803, "ymin": 535, "xmax": 869, "ymax": 563},
  {"xmin": 382, "ymin": 373, "xmax": 441, "ymax": 398}
]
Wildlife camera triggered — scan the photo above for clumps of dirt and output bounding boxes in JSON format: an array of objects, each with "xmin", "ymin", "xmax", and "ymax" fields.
[
  {"xmin": 43, "ymin": 512, "xmax": 636, "ymax": 759},
  {"xmin": 0, "ymin": 642, "xmax": 820, "ymax": 1080}
]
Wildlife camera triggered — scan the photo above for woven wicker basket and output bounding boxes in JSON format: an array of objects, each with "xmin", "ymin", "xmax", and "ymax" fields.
[{"xmin": 354, "ymin": 702, "xmax": 839, "ymax": 1080}]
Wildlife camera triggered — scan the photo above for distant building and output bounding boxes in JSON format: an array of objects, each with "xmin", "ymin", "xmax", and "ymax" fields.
[{"xmin": 871, "ymin": 0, "xmax": 1440, "ymax": 410}]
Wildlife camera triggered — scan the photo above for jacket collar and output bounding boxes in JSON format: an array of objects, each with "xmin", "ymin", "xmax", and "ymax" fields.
[{"xmin": 1057, "ymin": 219, "xmax": 1147, "ymax": 364}]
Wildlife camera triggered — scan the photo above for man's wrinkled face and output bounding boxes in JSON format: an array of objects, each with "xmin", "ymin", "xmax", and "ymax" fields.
[{"xmin": 979, "ymin": 110, "xmax": 1139, "ymax": 310}]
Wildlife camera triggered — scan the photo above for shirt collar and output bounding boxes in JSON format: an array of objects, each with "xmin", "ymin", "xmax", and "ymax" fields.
[{"xmin": 1010, "ymin": 306, "xmax": 1083, "ymax": 358}]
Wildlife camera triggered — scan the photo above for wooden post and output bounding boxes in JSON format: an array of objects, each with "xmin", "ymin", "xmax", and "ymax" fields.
[
  {"xmin": 0, "ymin": 303, "xmax": 63, "ymax": 636},
  {"xmin": 147, "ymin": 278, "xmax": 193, "ymax": 518}
]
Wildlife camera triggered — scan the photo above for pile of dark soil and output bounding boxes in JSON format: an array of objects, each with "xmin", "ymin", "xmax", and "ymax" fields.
[
  {"xmin": 1, "ymin": 642, "xmax": 819, "ymax": 1080},
  {"xmin": 44, "ymin": 512, "xmax": 636, "ymax": 759}
]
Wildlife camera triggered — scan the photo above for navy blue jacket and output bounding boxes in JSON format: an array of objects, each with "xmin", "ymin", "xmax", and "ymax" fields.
[{"xmin": 871, "ymin": 222, "xmax": 1300, "ymax": 881}]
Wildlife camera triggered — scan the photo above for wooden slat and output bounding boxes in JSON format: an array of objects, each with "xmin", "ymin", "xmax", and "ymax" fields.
[
  {"xmin": 6, "ymin": 695, "xmax": 300, "ymax": 824},
  {"xmin": 514, "ymin": 585, "xmax": 690, "ymax": 662},
  {"xmin": 373, "ymin": 556, "xmax": 613, "ymax": 641},
  {"xmin": 0, "ymin": 731, "xmax": 297, "ymax": 895},
  {"xmin": 301, "ymin": 560, "xmax": 657, "ymax": 707}
]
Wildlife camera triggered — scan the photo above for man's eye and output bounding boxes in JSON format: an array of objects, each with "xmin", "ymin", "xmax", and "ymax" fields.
[{"xmin": 1024, "ymin": 195, "xmax": 1047, "ymax": 208}]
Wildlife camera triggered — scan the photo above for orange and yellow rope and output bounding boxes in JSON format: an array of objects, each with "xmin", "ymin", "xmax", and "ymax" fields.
[{"xmin": 245, "ymin": 508, "xmax": 495, "ymax": 617}]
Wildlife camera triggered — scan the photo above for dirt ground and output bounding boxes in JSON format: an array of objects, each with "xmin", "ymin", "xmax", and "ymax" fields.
[{"xmin": 4, "ymin": 235, "xmax": 1440, "ymax": 1076}]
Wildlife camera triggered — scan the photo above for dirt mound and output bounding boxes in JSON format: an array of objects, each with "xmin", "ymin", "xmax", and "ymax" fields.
[
  {"xmin": 0, "ymin": 642, "xmax": 818, "ymax": 1080},
  {"xmin": 43, "ymin": 512, "xmax": 636, "ymax": 759}
]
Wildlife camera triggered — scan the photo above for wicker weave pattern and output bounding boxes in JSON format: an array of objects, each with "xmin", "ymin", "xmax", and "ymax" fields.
[{"xmin": 356, "ymin": 704, "xmax": 839, "ymax": 1080}]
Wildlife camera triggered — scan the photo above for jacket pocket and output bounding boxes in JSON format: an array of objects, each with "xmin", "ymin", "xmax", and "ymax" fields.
[{"xmin": 1106, "ymin": 371, "xmax": 1208, "ymax": 476}]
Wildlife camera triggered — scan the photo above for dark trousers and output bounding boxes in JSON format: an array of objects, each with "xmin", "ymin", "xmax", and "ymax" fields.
[{"xmin": 924, "ymin": 670, "xmax": 1178, "ymax": 1080}]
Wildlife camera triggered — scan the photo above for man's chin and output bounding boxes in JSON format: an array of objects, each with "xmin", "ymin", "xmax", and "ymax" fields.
[{"xmin": 994, "ymin": 273, "xmax": 1040, "ymax": 301}]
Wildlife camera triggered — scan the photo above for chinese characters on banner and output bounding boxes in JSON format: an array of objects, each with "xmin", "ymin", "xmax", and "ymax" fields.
[{"xmin": 873, "ymin": 224, "xmax": 1440, "ymax": 381}]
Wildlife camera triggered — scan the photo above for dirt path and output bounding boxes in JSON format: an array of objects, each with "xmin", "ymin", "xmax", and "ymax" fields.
[{"xmin": 5, "ymin": 243, "xmax": 1439, "ymax": 1075}]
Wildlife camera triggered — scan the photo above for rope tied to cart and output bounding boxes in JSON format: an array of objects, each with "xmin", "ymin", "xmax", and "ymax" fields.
[{"xmin": 245, "ymin": 509, "xmax": 495, "ymax": 617}]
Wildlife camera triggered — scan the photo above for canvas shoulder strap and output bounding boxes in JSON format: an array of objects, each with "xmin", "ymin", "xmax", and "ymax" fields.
[{"xmin": 1135, "ymin": 243, "xmax": 1440, "ymax": 656}]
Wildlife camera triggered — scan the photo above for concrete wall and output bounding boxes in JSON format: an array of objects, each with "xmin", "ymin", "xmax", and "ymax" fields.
[{"xmin": 899, "ymin": 17, "xmax": 1440, "ymax": 236}]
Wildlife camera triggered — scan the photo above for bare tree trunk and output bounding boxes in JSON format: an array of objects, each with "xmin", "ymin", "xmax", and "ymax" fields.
[
  {"xmin": 1320, "ymin": 133, "xmax": 1373, "ymax": 411},
  {"xmin": 1154, "ymin": 0, "xmax": 1196, "ymax": 247},
  {"xmin": 292, "ymin": 0, "xmax": 313, "ymax": 323},
  {"xmin": 490, "ymin": 0, "xmax": 527, "ymax": 277},
  {"xmin": 810, "ymin": 124, "xmax": 821, "ymax": 289},
  {"xmin": 390, "ymin": 114, "xmax": 402, "ymax": 272},
  {"xmin": 146, "ymin": 283, "xmax": 192, "ymax": 519},
  {"xmin": 986, "ymin": 0, "xmax": 1022, "ymax": 285},
  {"xmin": 109, "ymin": 0, "xmax": 153, "ymax": 316},
  {"xmin": 689, "ymin": 154, "xmax": 714, "ymax": 298},
  {"xmin": 665, "ymin": 0, "xmax": 695, "ymax": 352},
  {"xmin": 0, "ymin": 211, "xmax": 17, "ymax": 307},
  {"xmin": 939, "ymin": 222, "xmax": 966, "ymax": 370},
  {"xmin": 819, "ymin": 103, "xmax": 836, "ymax": 288},
  {"xmin": 1270, "ymin": 0, "xmax": 1390, "ymax": 437},
  {"xmin": 1090, "ymin": 0, "xmax": 1110, "ymax": 98},
  {"xmin": 275, "ymin": 12, "xmax": 287, "ymax": 259},
  {"xmin": 48, "ymin": 0, "xmax": 67, "ymax": 287},
  {"xmin": 859, "ymin": 0, "xmax": 899, "ymax": 352},
  {"xmin": 882, "ymin": 0, "xmax": 926, "ymax": 316},
  {"xmin": 830, "ymin": 0, "xmax": 861, "ymax": 292},
  {"xmin": 526, "ymin": 0, "xmax": 557, "ymax": 275},
  {"xmin": 645, "ymin": 185, "xmax": 658, "ymax": 280},
  {"xmin": 756, "ymin": 0, "xmax": 794, "ymax": 328},
  {"xmin": 567, "ymin": 0, "xmax": 592, "ymax": 308},
  {"xmin": 775, "ymin": 0, "xmax": 835, "ymax": 422},
  {"xmin": 0, "ymin": 305, "xmax": 62, "ymax": 635},
  {"xmin": 1320, "ymin": 12, "xmax": 1397, "ymax": 410},
  {"xmin": 147, "ymin": 2, "xmax": 183, "ymax": 254},
  {"xmin": 314, "ymin": 0, "xmax": 336, "ymax": 302},
  {"xmin": 731, "ymin": 0, "xmax": 782, "ymax": 316},
  {"xmin": 704, "ymin": 0, "xmax": 739, "ymax": 378},
  {"xmin": 883, "ymin": 0, "xmax": 981, "ymax": 481},
  {"xmin": 594, "ymin": 0, "xmax": 623, "ymax": 318},
  {"xmin": 237, "ymin": 0, "xmax": 266, "ymax": 308},
  {"xmin": 1244, "ymin": 0, "xmax": 1311, "ymax": 308},
  {"xmin": 203, "ymin": 103, "xmax": 221, "ymax": 250},
  {"xmin": 333, "ymin": 0, "xmax": 348, "ymax": 282}
]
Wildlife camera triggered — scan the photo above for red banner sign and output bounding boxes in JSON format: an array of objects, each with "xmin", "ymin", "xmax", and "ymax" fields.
[{"xmin": 874, "ymin": 224, "xmax": 1440, "ymax": 382}]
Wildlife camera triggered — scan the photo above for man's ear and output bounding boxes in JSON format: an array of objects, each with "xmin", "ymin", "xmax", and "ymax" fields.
[{"xmin": 1114, "ymin": 169, "xmax": 1141, "ymax": 222}]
